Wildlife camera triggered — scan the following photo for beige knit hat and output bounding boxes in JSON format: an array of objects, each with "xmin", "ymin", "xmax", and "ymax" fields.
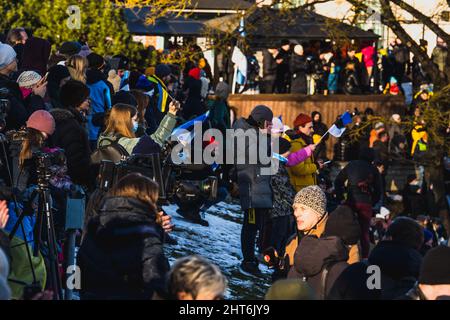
[
  {"xmin": 17, "ymin": 71, "xmax": 42, "ymax": 88},
  {"xmin": 293, "ymin": 185, "xmax": 327, "ymax": 218}
]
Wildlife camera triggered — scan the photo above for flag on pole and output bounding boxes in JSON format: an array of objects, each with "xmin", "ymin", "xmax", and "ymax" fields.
[
  {"xmin": 232, "ymin": 15, "xmax": 247, "ymax": 89},
  {"xmin": 232, "ymin": 47, "xmax": 247, "ymax": 86},
  {"xmin": 328, "ymin": 125, "xmax": 346, "ymax": 138},
  {"xmin": 326, "ymin": 111, "xmax": 353, "ymax": 138},
  {"xmin": 172, "ymin": 111, "xmax": 209, "ymax": 136}
]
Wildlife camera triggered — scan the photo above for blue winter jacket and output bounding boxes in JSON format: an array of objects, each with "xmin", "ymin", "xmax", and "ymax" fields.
[{"xmin": 86, "ymin": 69, "xmax": 112, "ymax": 141}]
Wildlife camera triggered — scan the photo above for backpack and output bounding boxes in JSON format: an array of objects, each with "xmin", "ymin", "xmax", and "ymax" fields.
[{"xmin": 90, "ymin": 136, "xmax": 129, "ymax": 165}]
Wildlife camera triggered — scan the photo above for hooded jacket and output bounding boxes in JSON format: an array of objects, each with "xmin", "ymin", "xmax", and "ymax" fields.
[
  {"xmin": 86, "ymin": 69, "xmax": 112, "ymax": 141},
  {"xmin": 232, "ymin": 117, "xmax": 273, "ymax": 210},
  {"xmin": 77, "ymin": 196, "xmax": 169, "ymax": 300},
  {"xmin": 288, "ymin": 236, "xmax": 349, "ymax": 299},
  {"xmin": 49, "ymin": 108, "xmax": 93, "ymax": 188},
  {"xmin": 329, "ymin": 240, "xmax": 423, "ymax": 300},
  {"xmin": 0, "ymin": 73, "xmax": 29, "ymax": 131}
]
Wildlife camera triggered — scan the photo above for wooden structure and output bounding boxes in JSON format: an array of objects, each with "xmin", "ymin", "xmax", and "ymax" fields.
[{"xmin": 228, "ymin": 94, "xmax": 405, "ymax": 158}]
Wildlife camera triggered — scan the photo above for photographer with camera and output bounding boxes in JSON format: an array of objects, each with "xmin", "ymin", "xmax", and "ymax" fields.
[
  {"xmin": 0, "ymin": 42, "xmax": 28, "ymax": 131},
  {"xmin": 14, "ymin": 110, "xmax": 55, "ymax": 191},
  {"xmin": 97, "ymin": 100, "xmax": 179, "ymax": 156},
  {"xmin": 77, "ymin": 173, "xmax": 172, "ymax": 300}
]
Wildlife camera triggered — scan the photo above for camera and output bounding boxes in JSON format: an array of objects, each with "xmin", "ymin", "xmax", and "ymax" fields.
[
  {"xmin": 97, "ymin": 150, "xmax": 219, "ymax": 206},
  {"xmin": 0, "ymin": 87, "xmax": 11, "ymax": 132},
  {"xmin": 33, "ymin": 149, "xmax": 66, "ymax": 187}
]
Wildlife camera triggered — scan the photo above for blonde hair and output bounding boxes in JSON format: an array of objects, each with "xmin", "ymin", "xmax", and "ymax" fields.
[
  {"xmin": 168, "ymin": 255, "xmax": 227, "ymax": 300},
  {"xmin": 104, "ymin": 104, "xmax": 137, "ymax": 138},
  {"xmin": 19, "ymin": 128, "xmax": 45, "ymax": 168},
  {"xmin": 67, "ymin": 54, "xmax": 88, "ymax": 83},
  {"xmin": 110, "ymin": 173, "xmax": 159, "ymax": 213}
]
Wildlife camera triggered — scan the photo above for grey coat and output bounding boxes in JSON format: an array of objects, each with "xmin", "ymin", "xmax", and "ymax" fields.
[{"xmin": 232, "ymin": 117, "xmax": 273, "ymax": 210}]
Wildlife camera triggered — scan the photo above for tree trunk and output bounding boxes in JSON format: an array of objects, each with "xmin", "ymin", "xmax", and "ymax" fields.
[{"xmin": 378, "ymin": 0, "xmax": 445, "ymax": 88}]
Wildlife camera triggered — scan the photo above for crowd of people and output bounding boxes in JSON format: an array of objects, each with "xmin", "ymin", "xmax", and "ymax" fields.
[
  {"xmin": 0, "ymin": 27, "xmax": 449, "ymax": 301},
  {"xmin": 253, "ymin": 37, "xmax": 446, "ymax": 102}
]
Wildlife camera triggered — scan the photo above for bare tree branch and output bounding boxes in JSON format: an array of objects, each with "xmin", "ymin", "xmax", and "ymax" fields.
[
  {"xmin": 389, "ymin": 0, "xmax": 450, "ymax": 43},
  {"xmin": 378, "ymin": 0, "xmax": 444, "ymax": 87}
]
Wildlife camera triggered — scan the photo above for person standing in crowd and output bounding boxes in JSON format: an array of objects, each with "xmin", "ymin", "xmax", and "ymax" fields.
[
  {"xmin": 14, "ymin": 110, "xmax": 55, "ymax": 190},
  {"xmin": 399, "ymin": 245, "xmax": 450, "ymax": 300},
  {"xmin": 327, "ymin": 55, "xmax": 341, "ymax": 95},
  {"xmin": 373, "ymin": 131, "xmax": 390, "ymax": 165},
  {"xmin": 343, "ymin": 47, "xmax": 362, "ymax": 86},
  {"xmin": 233, "ymin": 105, "xmax": 274, "ymax": 276},
  {"xmin": 16, "ymin": 70, "xmax": 47, "ymax": 114},
  {"xmin": 0, "ymin": 42, "xmax": 28, "ymax": 131},
  {"xmin": 13, "ymin": 28, "xmax": 51, "ymax": 76},
  {"xmin": 343, "ymin": 62, "xmax": 362, "ymax": 95},
  {"xmin": 6, "ymin": 27, "xmax": 28, "ymax": 70},
  {"xmin": 266, "ymin": 136, "xmax": 309, "ymax": 280},
  {"xmin": 361, "ymin": 41, "xmax": 376, "ymax": 88},
  {"xmin": 47, "ymin": 64, "xmax": 71, "ymax": 109},
  {"xmin": 287, "ymin": 113, "xmax": 324, "ymax": 192},
  {"xmin": 334, "ymin": 147, "xmax": 382, "ymax": 258},
  {"xmin": 329, "ymin": 217, "xmax": 424, "ymax": 300},
  {"xmin": 50, "ymin": 80, "xmax": 93, "ymax": 189},
  {"xmin": 275, "ymin": 40, "xmax": 291, "ymax": 93},
  {"xmin": 262, "ymin": 48, "xmax": 278, "ymax": 94},
  {"xmin": 392, "ymin": 38, "xmax": 410, "ymax": 85},
  {"xmin": 167, "ymin": 255, "xmax": 227, "ymax": 300},
  {"xmin": 146, "ymin": 64, "xmax": 173, "ymax": 129},
  {"xmin": 388, "ymin": 114, "xmax": 403, "ymax": 151},
  {"xmin": 77, "ymin": 173, "xmax": 172, "ymax": 300},
  {"xmin": 97, "ymin": 101, "xmax": 178, "ymax": 156},
  {"xmin": 86, "ymin": 52, "xmax": 112, "ymax": 150},
  {"xmin": 182, "ymin": 67, "xmax": 204, "ymax": 120},
  {"xmin": 130, "ymin": 89, "xmax": 150, "ymax": 136},
  {"xmin": 208, "ymin": 80, "xmax": 231, "ymax": 134},
  {"xmin": 57, "ymin": 41, "xmax": 82, "ymax": 65},
  {"xmin": 431, "ymin": 37, "xmax": 447, "ymax": 81},
  {"xmin": 311, "ymin": 111, "xmax": 328, "ymax": 160},
  {"xmin": 369, "ymin": 122, "xmax": 386, "ymax": 148},
  {"xmin": 290, "ymin": 44, "xmax": 308, "ymax": 94},
  {"xmin": 402, "ymin": 174, "xmax": 427, "ymax": 218},
  {"xmin": 66, "ymin": 54, "xmax": 88, "ymax": 84}
]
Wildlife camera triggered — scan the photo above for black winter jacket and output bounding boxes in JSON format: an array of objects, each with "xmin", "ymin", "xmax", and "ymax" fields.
[
  {"xmin": 334, "ymin": 159, "xmax": 382, "ymax": 205},
  {"xmin": 329, "ymin": 240, "xmax": 422, "ymax": 300},
  {"xmin": 49, "ymin": 108, "xmax": 93, "ymax": 188},
  {"xmin": 290, "ymin": 54, "xmax": 308, "ymax": 94},
  {"xmin": 0, "ymin": 74, "xmax": 29, "ymax": 131},
  {"xmin": 78, "ymin": 196, "xmax": 169, "ymax": 300},
  {"xmin": 288, "ymin": 236, "xmax": 349, "ymax": 299}
]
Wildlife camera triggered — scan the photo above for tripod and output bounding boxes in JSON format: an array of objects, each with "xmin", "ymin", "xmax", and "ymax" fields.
[
  {"xmin": 9, "ymin": 153, "xmax": 63, "ymax": 300},
  {"xmin": 32, "ymin": 156, "xmax": 63, "ymax": 300}
]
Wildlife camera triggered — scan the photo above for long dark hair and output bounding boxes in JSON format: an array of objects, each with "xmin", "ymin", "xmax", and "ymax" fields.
[{"xmin": 19, "ymin": 128, "xmax": 45, "ymax": 168}]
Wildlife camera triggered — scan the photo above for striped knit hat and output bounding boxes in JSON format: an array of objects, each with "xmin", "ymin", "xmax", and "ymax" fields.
[
  {"xmin": 17, "ymin": 71, "xmax": 42, "ymax": 88},
  {"xmin": 293, "ymin": 185, "xmax": 327, "ymax": 218}
]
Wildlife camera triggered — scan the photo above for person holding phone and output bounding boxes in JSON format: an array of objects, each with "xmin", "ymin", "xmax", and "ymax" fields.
[{"xmin": 16, "ymin": 70, "xmax": 47, "ymax": 115}]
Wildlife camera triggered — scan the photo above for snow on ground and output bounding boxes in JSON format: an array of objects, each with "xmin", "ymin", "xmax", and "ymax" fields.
[{"xmin": 162, "ymin": 200, "xmax": 272, "ymax": 300}]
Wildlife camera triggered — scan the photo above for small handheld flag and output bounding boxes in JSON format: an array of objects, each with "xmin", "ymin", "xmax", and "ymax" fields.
[
  {"xmin": 272, "ymin": 153, "xmax": 288, "ymax": 163},
  {"xmin": 318, "ymin": 111, "xmax": 353, "ymax": 141}
]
